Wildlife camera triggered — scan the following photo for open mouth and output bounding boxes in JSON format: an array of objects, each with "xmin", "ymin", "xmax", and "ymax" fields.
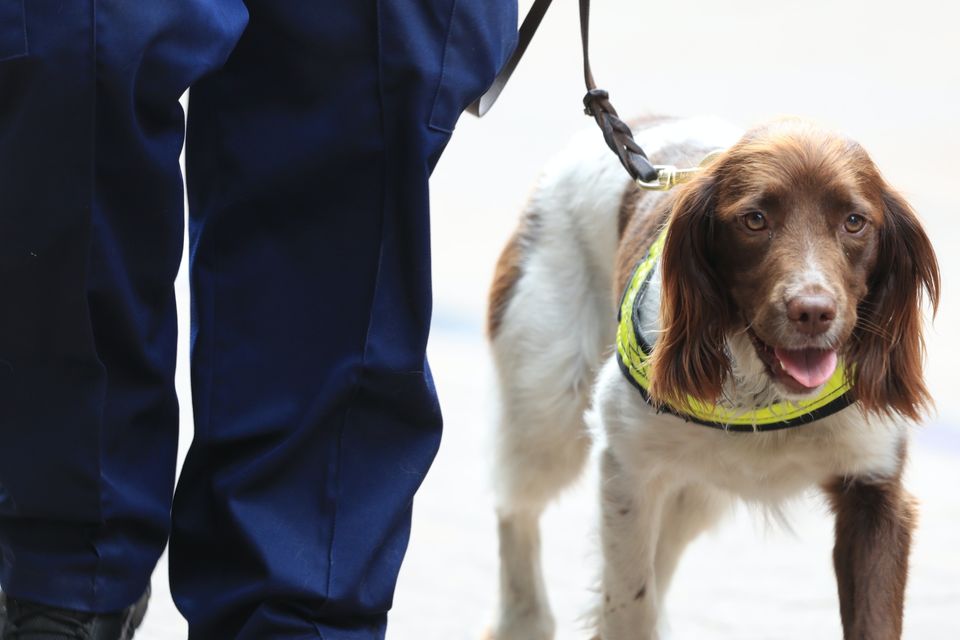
[{"xmin": 747, "ymin": 329, "xmax": 838, "ymax": 394}]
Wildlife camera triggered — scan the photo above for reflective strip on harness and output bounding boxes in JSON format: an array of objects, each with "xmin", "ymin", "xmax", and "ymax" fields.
[{"xmin": 615, "ymin": 228, "xmax": 854, "ymax": 432}]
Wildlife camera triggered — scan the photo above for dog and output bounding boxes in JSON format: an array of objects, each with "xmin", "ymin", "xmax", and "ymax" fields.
[{"xmin": 486, "ymin": 116, "xmax": 940, "ymax": 640}]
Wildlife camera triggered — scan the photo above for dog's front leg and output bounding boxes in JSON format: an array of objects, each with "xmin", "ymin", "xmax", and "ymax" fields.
[
  {"xmin": 826, "ymin": 470, "xmax": 916, "ymax": 640},
  {"xmin": 597, "ymin": 447, "xmax": 667, "ymax": 640}
]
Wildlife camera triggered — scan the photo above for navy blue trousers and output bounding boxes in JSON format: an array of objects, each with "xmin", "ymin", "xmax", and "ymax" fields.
[{"xmin": 0, "ymin": 1, "xmax": 515, "ymax": 637}]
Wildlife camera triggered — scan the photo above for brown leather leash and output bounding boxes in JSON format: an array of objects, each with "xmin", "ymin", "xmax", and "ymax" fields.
[{"xmin": 469, "ymin": 0, "xmax": 659, "ymax": 184}]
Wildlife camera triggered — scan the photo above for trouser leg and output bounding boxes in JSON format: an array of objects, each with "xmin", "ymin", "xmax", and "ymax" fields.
[
  {"xmin": 0, "ymin": 0, "xmax": 246, "ymax": 612},
  {"xmin": 171, "ymin": 0, "xmax": 515, "ymax": 637}
]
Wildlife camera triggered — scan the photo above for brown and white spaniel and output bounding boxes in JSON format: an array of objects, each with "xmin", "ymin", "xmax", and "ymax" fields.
[{"xmin": 486, "ymin": 117, "xmax": 940, "ymax": 640}]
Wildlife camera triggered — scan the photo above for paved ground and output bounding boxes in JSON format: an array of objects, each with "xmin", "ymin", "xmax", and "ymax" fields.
[{"xmin": 133, "ymin": 0, "xmax": 960, "ymax": 637}]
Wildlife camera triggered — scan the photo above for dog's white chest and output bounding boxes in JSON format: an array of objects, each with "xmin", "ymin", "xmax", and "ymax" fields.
[{"xmin": 594, "ymin": 358, "xmax": 906, "ymax": 504}]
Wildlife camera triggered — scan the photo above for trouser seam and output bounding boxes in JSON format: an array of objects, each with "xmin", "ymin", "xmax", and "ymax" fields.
[
  {"xmin": 319, "ymin": 0, "xmax": 391, "ymax": 614},
  {"xmin": 89, "ymin": 0, "xmax": 104, "ymax": 610}
]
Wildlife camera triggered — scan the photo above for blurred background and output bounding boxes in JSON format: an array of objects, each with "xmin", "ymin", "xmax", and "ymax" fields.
[{"xmin": 143, "ymin": 0, "xmax": 959, "ymax": 637}]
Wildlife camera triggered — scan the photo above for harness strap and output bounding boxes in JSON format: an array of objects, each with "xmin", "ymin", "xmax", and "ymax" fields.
[
  {"xmin": 469, "ymin": 0, "xmax": 658, "ymax": 183},
  {"xmin": 616, "ymin": 230, "xmax": 856, "ymax": 432}
]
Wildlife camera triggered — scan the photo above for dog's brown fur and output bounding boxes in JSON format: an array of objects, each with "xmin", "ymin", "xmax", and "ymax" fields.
[
  {"xmin": 646, "ymin": 121, "xmax": 940, "ymax": 420},
  {"xmin": 488, "ymin": 210, "xmax": 540, "ymax": 337},
  {"xmin": 488, "ymin": 229, "xmax": 524, "ymax": 338},
  {"xmin": 825, "ymin": 441, "xmax": 915, "ymax": 639}
]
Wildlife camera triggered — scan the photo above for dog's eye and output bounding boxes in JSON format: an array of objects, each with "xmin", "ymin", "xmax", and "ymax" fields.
[
  {"xmin": 742, "ymin": 211, "xmax": 768, "ymax": 231},
  {"xmin": 843, "ymin": 214, "xmax": 866, "ymax": 234}
]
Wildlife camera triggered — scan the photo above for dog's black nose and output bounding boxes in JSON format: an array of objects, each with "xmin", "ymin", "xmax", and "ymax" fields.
[{"xmin": 787, "ymin": 295, "xmax": 836, "ymax": 336}]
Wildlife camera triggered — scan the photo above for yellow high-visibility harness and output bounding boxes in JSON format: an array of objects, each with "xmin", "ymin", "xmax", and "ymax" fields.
[{"xmin": 615, "ymin": 228, "xmax": 854, "ymax": 432}]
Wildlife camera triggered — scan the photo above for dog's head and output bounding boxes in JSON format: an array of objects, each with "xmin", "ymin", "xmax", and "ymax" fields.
[{"xmin": 647, "ymin": 119, "xmax": 940, "ymax": 420}]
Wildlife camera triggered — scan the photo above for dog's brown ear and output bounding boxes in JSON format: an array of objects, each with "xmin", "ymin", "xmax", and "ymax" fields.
[
  {"xmin": 847, "ymin": 187, "xmax": 940, "ymax": 421},
  {"xmin": 648, "ymin": 173, "xmax": 733, "ymax": 409}
]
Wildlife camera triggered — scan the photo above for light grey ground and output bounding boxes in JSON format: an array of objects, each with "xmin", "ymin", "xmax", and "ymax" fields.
[{"xmin": 137, "ymin": 1, "xmax": 960, "ymax": 637}]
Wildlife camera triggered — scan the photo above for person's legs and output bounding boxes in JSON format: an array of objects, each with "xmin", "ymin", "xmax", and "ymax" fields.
[
  {"xmin": 0, "ymin": 0, "xmax": 246, "ymax": 614},
  {"xmin": 173, "ymin": 0, "xmax": 515, "ymax": 637}
]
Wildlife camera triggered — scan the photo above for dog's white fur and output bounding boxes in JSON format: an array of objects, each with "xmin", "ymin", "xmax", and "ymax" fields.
[{"xmin": 489, "ymin": 117, "xmax": 907, "ymax": 640}]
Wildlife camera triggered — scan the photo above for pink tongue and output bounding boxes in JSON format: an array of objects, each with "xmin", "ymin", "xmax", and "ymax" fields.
[{"xmin": 773, "ymin": 348, "xmax": 838, "ymax": 388}]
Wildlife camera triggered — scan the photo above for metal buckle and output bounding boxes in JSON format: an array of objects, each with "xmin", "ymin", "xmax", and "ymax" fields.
[{"xmin": 635, "ymin": 149, "xmax": 725, "ymax": 191}]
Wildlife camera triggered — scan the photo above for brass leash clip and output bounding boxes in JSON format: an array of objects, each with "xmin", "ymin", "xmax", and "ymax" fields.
[{"xmin": 635, "ymin": 149, "xmax": 725, "ymax": 191}]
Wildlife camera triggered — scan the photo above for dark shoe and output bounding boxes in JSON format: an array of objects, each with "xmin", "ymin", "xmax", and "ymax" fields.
[{"xmin": 0, "ymin": 586, "xmax": 149, "ymax": 640}]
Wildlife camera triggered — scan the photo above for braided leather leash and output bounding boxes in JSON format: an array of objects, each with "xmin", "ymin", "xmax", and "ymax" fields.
[{"xmin": 469, "ymin": 0, "xmax": 659, "ymax": 184}]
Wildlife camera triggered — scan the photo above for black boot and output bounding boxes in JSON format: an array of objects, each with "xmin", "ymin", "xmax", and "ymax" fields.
[{"xmin": 0, "ymin": 587, "xmax": 149, "ymax": 640}]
